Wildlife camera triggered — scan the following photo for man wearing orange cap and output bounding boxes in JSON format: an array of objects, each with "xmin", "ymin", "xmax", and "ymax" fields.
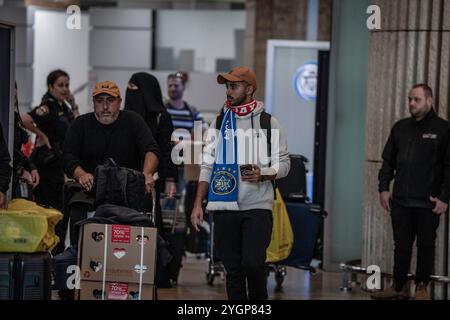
[
  {"xmin": 62, "ymin": 81, "xmax": 161, "ymax": 245},
  {"xmin": 191, "ymin": 67, "xmax": 290, "ymax": 300}
]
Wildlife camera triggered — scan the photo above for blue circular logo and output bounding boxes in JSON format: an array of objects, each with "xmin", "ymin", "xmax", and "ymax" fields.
[
  {"xmin": 211, "ymin": 171, "xmax": 237, "ymax": 195},
  {"xmin": 293, "ymin": 62, "xmax": 318, "ymax": 102}
]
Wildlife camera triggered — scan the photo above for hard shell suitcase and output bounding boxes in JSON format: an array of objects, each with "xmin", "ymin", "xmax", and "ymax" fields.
[
  {"xmin": 0, "ymin": 252, "xmax": 51, "ymax": 300},
  {"xmin": 0, "ymin": 253, "xmax": 15, "ymax": 300},
  {"xmin": 16, "ymin": 252, "xmax": 52, "ymax": 300},
  {"xmin": 276, "ymin": 155, "xmax": 308, "ymax": 202}
]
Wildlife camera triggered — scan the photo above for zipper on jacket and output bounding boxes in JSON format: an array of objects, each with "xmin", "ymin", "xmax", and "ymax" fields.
[{"xmin": 404, "ymin": 126, "xmax": 415, "ymax": 200}]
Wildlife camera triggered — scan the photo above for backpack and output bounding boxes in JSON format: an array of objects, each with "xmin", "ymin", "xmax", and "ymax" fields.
[{"xmin": 92, "ymin": 158, "xmax": 149, "ymax": 212}]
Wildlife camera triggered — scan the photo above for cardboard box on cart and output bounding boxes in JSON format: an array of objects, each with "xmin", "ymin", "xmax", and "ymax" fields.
[
  {"xmin": 79, "ymin": 280, "xmax": 155, "ymax": 300},
  {"xmin": 78, "ymin": 223, "xmax": 157, "ymax": 285}
]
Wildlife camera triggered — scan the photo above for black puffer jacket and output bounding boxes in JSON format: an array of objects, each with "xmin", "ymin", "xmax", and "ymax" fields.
[{"xmin": 378, "ymin": 109, "xmax": 450, "ymax": 208}]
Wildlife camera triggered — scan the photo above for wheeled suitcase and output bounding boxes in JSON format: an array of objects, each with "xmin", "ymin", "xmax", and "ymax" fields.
[
  {"xmin": 276, "ymin": 155, "xmax": 309, "ymax": 202},
  {"xmin": 0, "ymin": 253, "xmax": 16, "ymax": 300},
  {"xmin": 160, "ymin": 193, "xmax": 187, "ymax": 285},
  {"xmin": 16, "ymin": 252, "xmax": 52, "ymax": 300},
  {"xmin": 0, "ymin": 252, "xmax": 51, "ymax": 300},
  {"xmin": 279, "ymin": 203, "xmax": 323, "ymax": 271}
]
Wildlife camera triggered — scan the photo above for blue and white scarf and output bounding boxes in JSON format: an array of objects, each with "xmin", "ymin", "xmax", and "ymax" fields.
[{"xmin": 206, "ymin": 108, "xmax": 239, "ymax": 211}]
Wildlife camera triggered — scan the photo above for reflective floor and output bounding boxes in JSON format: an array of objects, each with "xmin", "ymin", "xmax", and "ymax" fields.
[{"xmin": 157, "ymin": 254, "xmax": 371, "ymax": 300}]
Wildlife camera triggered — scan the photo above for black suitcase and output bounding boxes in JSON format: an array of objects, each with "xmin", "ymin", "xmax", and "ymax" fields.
[
  {"xmin": 0, "ymin": 252, "xmax": 51, "ymax": 300},
  {"xmin": 0, "ymin": 253, "xmax": 15, "ymax": 300},
  {"xmin": 160, "ymin": 193, "xmax": 187, "ymax": 285},
  {"xmin": 164, "ymin": 231, "xmax": 186, "ymax": 285},
  {"xmin": 276, "ymin": 155, "xmax": 309, "ymax": 202},
  {"xmin": 16, "ymin": 252, "xmax": 52, "ymax": 300}
]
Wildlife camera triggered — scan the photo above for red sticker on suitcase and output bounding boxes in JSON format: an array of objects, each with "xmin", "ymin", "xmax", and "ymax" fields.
[
  {"xmin": 111, "ymin": 225, "xmax": 131, "ymax": 243},
  {"xmin": 108, "ymin": 283, "xmax": 128, "ymax": 300}
]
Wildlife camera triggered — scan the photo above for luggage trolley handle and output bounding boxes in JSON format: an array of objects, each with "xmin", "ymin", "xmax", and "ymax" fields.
[
  {"xmin": 309, "ymin": 204, "xmax": 328, "ymax": 218},
  {"xmin": 160, "ymin": 192, "xmax": 184, "ymax": 234},
  {"xmin": 160, "ymin": 193, "xmax": 182, "ymax": 200},
  {"xmin": 142, "ymin": 189, "xmax": 157, "ymax": 226}
]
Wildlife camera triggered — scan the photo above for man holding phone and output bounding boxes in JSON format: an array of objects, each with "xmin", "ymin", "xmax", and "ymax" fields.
[{"xmin": 191, "ymin": 67, "xmax": 290, "ymax": 300}]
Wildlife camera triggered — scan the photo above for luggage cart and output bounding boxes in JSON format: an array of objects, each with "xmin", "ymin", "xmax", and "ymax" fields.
[
  {"xmin": 202, "ymin": 209, "xmax": 286, "ymax": 289},
  {"xmin": 204, "ymin": 210, "xmax": 225, "ymax": 285},
  {"xmin": 204, "ymin": 211, "xmax": 286, "ymax": 287},
  {"xmin": 269, "ymin": 202, "xmax": 326, "ymax": 290},
  {"xmin": 267, "ymin": 155, "xmax": 326, "ymax": 288},
  {"xmin": 160, "ymin": 192, "xmax": 185, "ymax": 234},
  {"xmin": 160, "ymin": 192, "xmax": 187, "ymax": 286},
  {"xmin": 266, "ymin": 264, "xmax": 287, "ymax": 289}
]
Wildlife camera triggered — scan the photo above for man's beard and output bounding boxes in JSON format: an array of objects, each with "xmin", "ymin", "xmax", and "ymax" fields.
[
  {"xmin": 227, "ymin": 95, "xmax": 246, "ymax": 106},
  {"xmin": 169, "ymin": 91, "xmax": 183, "ymax": 100},
  {"xmin": 95, "ymin": 112, "xmax": 118, "ymax": 124}
]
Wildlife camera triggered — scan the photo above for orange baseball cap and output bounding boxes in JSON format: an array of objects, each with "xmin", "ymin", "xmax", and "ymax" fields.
[
  {"xmin": 92, "ymin": 81, "xmax": 121, "ymax": 98},
  {"xmin": 217, "ymin": 67, "xmax": 257, "ymax": 90}
]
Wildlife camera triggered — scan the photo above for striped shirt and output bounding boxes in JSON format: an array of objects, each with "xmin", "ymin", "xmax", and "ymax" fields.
[{"xmin": 166, "ymin": 102, "xmax": 203, "ymax": 142}]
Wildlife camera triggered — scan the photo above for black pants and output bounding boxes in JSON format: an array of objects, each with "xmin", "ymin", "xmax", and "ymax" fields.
[
  {"xmin": 34, "ymin": 179, "xmax": 63, "ymax": 211},
  {"xmin": 69, "ymin": 202, "xmax": 93, "ymax": 246},
  {"xmin": 391, "ymin": 204, "xmax": 441, "ymax": 289},
  {"xmin": 32, "ymin": 147, "xmax": 64, "ymax": 211},
  {"xmin": 214, "ymin": 209, "xmax": 272, "ymax": 300}
]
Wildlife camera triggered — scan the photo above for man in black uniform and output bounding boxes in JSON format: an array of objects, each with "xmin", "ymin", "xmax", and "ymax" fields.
[
  {"xmin": 62, "ymin": 81, "xmax": 160, "ymax": 245},
  {"xmin": 0, "ymin": 122, "xmax": 12, "ymax": 209},
  {"xmin": 372, "ymin": 84, "xmax": 450, "ymax": 300}
]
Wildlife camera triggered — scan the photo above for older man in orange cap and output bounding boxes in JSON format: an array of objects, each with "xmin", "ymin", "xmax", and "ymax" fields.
[{"xmin": 62, "ymin": 80, "xmax": 161, "ymax": 246}]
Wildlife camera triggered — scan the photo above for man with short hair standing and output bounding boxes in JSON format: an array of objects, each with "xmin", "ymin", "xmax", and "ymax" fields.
[
  {"xmin": 166, "ymin": 71, "xmax": 205, "ymax": 137},
  {"xmin": 372, "ymin": 84, "xmax": 450, "ymax": 300},
  {"xmin": 191, "ymin": 67, "xmax": 290, "ymax": 300}
]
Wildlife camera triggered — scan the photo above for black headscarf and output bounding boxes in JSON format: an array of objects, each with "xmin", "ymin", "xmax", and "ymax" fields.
[{"xmin": 124, "ymin": 72, "xmax": 165, "ymax": 121}]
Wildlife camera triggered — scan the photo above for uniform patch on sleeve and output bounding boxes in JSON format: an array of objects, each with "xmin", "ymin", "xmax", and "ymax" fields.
[{"xmin": 36, "ymin": 105, "xmax": 50, "ymax": 116}]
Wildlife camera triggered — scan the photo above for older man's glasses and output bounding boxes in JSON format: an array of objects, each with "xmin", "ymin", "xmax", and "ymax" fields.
[{"xmin": 94, "ymin": 97, "xmax": 116, "ymax": 105}]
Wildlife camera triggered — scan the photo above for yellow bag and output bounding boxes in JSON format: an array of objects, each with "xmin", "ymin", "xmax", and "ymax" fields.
[
  {"xmin": 0, "ymin": 199, "xmax": 63, "ymax": 252},
  {"xmin": 266, "ymin": 188, "xmax": 294, "ymax": 263}
]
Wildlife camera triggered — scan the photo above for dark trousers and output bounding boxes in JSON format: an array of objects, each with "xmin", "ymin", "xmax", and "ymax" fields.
[
  {"xmin": 69, "ymin": 202, "xmax": 93, "ymax": 246},
  {"xmin": 391, "ymin": 204, "xmax": 441, "ymax": 289},
  {"xmin": 32, "ymin": 151, "xmax": 64, "ymax": 212},
  {"xmin": 214, "ymin": 209, "xmax": 272, "ymax": 300},
  {"xmin": 34, "ymin": 179, "xmax": 63, "ymax": 211}
]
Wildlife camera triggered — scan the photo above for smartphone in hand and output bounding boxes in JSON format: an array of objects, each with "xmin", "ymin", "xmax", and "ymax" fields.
[{"xmin": 239, "ymin": 164, "xmax": 253, "ymax": 177}]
